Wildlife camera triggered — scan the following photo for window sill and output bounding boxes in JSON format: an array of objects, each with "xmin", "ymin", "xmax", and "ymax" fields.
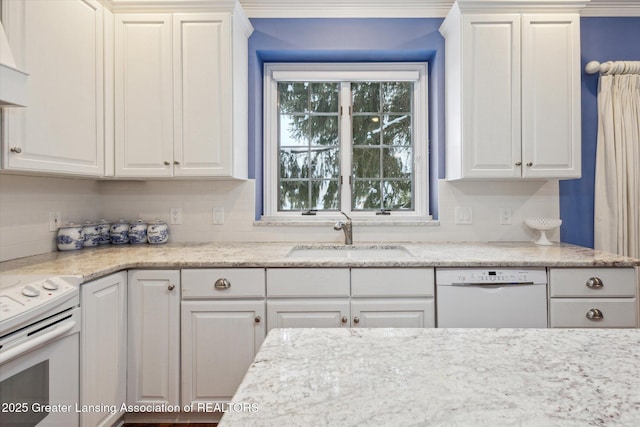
[{"xmin": 255, "ymin": 217, "xmax": 440, "ymax": 227}]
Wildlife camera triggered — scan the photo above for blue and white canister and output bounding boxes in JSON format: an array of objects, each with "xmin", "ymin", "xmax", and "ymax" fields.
[
  {"xmin": 82, "ymin": 221, "xmax": 101, "ymax": 247},
  {"xmin": 96, "ymin": 219, "xmax": 111, "ymax": 245},
  {"xmin": 57, "ymin": 223, "xmax": 84, "ymax": 251},
  {"xmin": 129, "ymin": 219, "xmax": 148, "ymax": 244},
  {"xmin": 110, "ymin": 219, "xmax": 130, "ymax": 245},
  {"xmin": 147, "ymin": 220, "xmax": 169, "ymax": 244}
]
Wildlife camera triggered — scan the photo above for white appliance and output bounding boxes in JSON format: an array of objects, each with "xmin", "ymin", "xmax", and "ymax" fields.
[
  {"xmin": 436, "ymin": 268, "xmax": 548, "ymax": 328},
  {"xmin": 0, "ymin": 275, "xmax": 81, "ymax": 426}
]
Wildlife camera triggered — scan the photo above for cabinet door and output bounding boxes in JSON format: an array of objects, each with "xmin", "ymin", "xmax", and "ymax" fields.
[
  {"xmin": 351, "ymin": 299, "xmax": 435, "ymax": 328},
  {"xmin": 267, "ymin": 300, "xmax": 350, "ymax": 331},
  {"xmin": 127, "ymin": 270, "xmax": 180, "ymax": 406},
  {"xmin": 114, "ymin": 14, "xmax": 173, "ymax": 177},
  {"xmin": 460, "ymin": 14, "xmax": 521, "ymax": 179},
  {"xmin": 181, "ymin": 300, "xmax": 265, "ymax": 406},
  {"xmin": 2, "ymin": 0, "xmax": 104, "ymax": 176},
  {"xmin": 80, "ymin": 272, "xmax": 127, "ymax": 427},
  {"xmin": 521, "ymin": 14, "xmax": 580, "ymax": 179},
  {"xmin": 173, "ymin": 13, "xmax": 232, "ymax": 177}
]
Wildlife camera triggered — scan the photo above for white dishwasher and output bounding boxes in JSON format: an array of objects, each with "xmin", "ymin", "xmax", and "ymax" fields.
[{"xmin": 436, "ymin": 268, "xmax": 548, "ymax": 328}]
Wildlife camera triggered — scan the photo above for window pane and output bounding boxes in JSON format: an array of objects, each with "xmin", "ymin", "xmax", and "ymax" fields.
[
  {"xmin": 382, "ymin": 114, "xmax": 411, "ymax": 146},
  {"xmin": 311, "ymin": 116, "xmax": 339, "ymax": 146},
  {"xmin": 382, "ymin": 180, "xmax": 413, "ymax": 210},
  {"xmin": 280, "ymin": 115, "xmax": 309, "ymax": 146},
  {"xmin": 279, "ymin": 82, "xmax": 309, "ymax": 113},
  {"xmin": 383, "ymin": 147, "xmax": 412, "ymax": 179},
  {"xmin": 280, "ymin": 149, "xmax": 309, "ymax": 179},
  {"xmin": 280, "ymin": 181, "xmax": 309, "ymax": 210},
  {"xmin": 353, "ymin": 147, "xmax": 381, "ymax": 179},
  {"xmin": 352, "ymin": 115, "xmax": 381, "ymax": 146},
  {"xmin": 383, "ymin": 82, "xmax": 411, "ymax": 112},
  {"xmin": 311, "ymin": 180, "xmax": 340, "ymax": 210},
  {"xmin": 310, "ymin": 147, "xmax": 339, "ymax": 179},
  {"xmin": 310, "ymin": 83, "xmax": 339, "ymax": 112},
  {"xmin": 352, "ymin": 180, "xmax": 382, "ymax": 210},
  {"xmin": 352, "ymin": 82, "xmax": 380, "ymax": 113}
]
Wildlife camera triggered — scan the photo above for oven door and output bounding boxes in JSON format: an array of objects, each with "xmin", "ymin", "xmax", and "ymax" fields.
[{"xmin": 0, "ymin": 308, "xmax": 80, "ymax": 426}]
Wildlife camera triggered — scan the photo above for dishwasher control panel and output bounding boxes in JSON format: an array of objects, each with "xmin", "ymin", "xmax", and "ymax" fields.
[{"xmin": 436, "ymin": 268, "xmax": 547, "ymax": 286}]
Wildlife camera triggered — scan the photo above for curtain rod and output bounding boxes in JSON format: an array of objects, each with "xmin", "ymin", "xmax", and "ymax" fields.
[{"xmin": 585, "ymin": 60, "xmax": 640, "ymax": 75}]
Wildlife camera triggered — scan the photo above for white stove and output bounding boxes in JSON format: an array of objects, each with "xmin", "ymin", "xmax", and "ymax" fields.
[{"xmin": 0, "ymin": 274, "xmax": 80, "ymax": 336}]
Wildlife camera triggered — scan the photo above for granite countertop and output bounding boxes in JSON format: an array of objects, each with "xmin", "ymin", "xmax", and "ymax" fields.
[
  {"xmin": 1, "ymin": 242, "xmax": 638, "ymax": 283},
  {"xmin": 219, "ymin": 328, "xmax": 640, "ymax": 427}
]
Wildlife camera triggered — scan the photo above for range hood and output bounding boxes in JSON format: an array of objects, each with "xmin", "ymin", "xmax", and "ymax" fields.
[{"xmin": 0, "ymin": 21, "xmax": 27, "ymax": 107}]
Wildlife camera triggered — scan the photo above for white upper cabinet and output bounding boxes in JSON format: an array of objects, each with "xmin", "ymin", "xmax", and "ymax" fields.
[
  {"xmin": 114, "ymin": 7, "xmax": 252, "ymax": 178},
  {"xmin": 440, "ymin": 1, "xmax": 583, "ymax": 180},
  {"xmin": 1, "ymin": 0, "xmax": 105, "ymax": 176}
]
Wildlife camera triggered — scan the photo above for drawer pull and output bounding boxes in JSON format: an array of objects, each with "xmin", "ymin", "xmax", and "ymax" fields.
[
  {"xmin": 586, "ymin": 308, "xmax": 604, "ymax": 321},
  {"xmin": 586, "ymin": 277, "xmax": 604, "ymax": 289},
  {"xmin": 214, "ymin": 278, "xmax": 231, "ymax": 290},
  {"xmin": 341, "ymin": 316, "xmax": 348, "ymax": 324}
]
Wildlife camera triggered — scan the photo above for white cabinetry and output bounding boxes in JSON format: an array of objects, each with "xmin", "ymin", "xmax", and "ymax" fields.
[
  {"xmin": 266, "ymin": 268, "xmax": 435, "ymax": 329},
  {"xmin": 114, "ymin": 8, "xmax": 252, "ymax": 178},
  {"xmin": 80, "ymin": 272, "xmax": 127, "ymax": 427},
  {"xmin": 127, "ymin": 270, "xmax": 180, "ymax": 406},
  {"xmin": 1, "ymin": 0, "xmax": 104, "ymax": 176},
  {"xmin": 439, "ymin": 1, "xmax": 582, "ymax": 180},
  {"xmin": 181, "ymin": 269, "xmax": 266, "ymax": 406},
  {"xmin": 549, "ymin": 268, "xmax": 638, "ymax": 328}
]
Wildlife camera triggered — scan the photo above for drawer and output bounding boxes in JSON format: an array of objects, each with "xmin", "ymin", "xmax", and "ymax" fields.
[
  {"xmin": 267, "ymin": 269, "xmax": 350, "ymax": 298},
  {"xmin": 351, "ymin": 268, "xmax": 434, "ymax": 297},
  {"xmin": 549, "ymin": 268, "xmax": 637, "ymax": 297},
  {"xmin": 549, "ymin": 298, "xmax": 637, "ymax": 328},
  {"xmin": 182, "ymin": 269, "xmax": 265, "ymax": 298}
]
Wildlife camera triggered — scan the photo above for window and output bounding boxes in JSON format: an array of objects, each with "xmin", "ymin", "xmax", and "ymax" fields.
[{"xmin": 263, "ymin": 63, "xmax": 429, "ymax": 220}]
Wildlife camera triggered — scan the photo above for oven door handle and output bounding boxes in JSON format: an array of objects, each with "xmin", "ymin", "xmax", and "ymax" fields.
[{"xmin": 0, "ymin": 319, "xmax": 76, "ymax": 365}]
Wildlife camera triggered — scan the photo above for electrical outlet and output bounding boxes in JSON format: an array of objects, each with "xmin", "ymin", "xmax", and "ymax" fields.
[
  {"xmin": 213, "ymin": 207, "xmax": 224, "ymax": 225},
  {"xmin": 170, "ymin": 208, "xmax": 182, "ymax": 225},
  {"xmin": 48, "ymin": 211, "xmax": 61, "ymax": 231},
  {"xmin": 499, "ymin": 208, "xmax": 512, "ymax": 225},
  {"xmin": 454, "ymin": 207, "xmax": 473, "ymax": 224}
]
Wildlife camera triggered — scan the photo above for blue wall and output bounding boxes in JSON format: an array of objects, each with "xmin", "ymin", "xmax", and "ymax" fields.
[
  {"xmin": 560, "ymin": 17, "xmax": 640, "ymax": 248},
  {"xmin": 247, "ymin": 19, "xmax": 445, "ymax": 220}
]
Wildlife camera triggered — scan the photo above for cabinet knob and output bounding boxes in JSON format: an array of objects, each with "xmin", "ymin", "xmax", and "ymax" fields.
[
  {"xmin": 214, "ymin": 278, "xmax": 231, "ymax": 290},
  {"xmin": 526, "ymin": 162, "xmax": 533, "ymax": 167},
  {"xmin": 255, "ymin": 315, "xmax": 261, "ymax": 323},
  {"xmin": 164, "ymin": 161, "xmax": 171, "ymax": 166},
  {"xmin": 586, "ymin": 308, "xmax": 604, "ymax": 321},
  {"xmin": 353, "ymin": 316, "xmax": 360, "ymax": 324},
  {"xmin": 174, "ymin": 160, "xmax": 180, "ymax": 165},
  {"xmin": 341, "ymin": 316, "xmax": 348, "ymax": 324},
  {"xmin": 168, "ymin": 284, "xmax": 176, "ymax": 291},
  {"xmin": 586, "ymin": 277, "xmax": 604, "ymax": 289},
  {"xmin": 10, "ymin": 147, "xmax": 22, "ymax": 153},
  {"xmin": 515, "ymin": 161, "xmax": 522, "ymax": 166}
]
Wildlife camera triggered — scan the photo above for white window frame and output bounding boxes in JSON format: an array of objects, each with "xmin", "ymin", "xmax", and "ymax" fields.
[{"xmin": 263, "ymin": 62, "xmax": 429, "ymax": 221}]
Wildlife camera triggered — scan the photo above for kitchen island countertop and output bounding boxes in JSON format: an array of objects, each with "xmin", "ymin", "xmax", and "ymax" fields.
[
  {"xmin": 219, "ymin": 328, "xmax": 640, "ymax": 426},
  {"xmin": 1, "ymin": 241, "xmax": 639, "ymax": 283}
]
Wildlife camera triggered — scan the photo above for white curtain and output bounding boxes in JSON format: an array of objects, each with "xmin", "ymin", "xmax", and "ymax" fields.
[{"xmin": 594, "ymin": 61, "xmax": 640, "ymax": 258}]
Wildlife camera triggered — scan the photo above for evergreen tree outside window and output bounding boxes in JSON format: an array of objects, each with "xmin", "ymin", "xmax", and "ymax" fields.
[{"xmin": 263, "ymin": 63, "xmax": 429, "ymax": 220}]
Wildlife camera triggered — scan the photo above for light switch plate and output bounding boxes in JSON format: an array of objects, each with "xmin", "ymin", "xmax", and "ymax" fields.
[
  {"xmin": 213, "ymin": 207, "xmax": 224, "ymax": 225},
  {"xmin": 170, "ymin": 208, "xmax": 182, "ymax": 225},
  {"xmin": 454, "ymin": 207, "xmax": 473, "ymax": 224},
  {"xmin": 49, "ymin": 211, "xmax": 61, "ymax": 231}
]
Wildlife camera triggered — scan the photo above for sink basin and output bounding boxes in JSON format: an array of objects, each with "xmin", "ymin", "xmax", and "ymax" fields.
[{"xmin": 286, "ymin": 245, "xmax": 413, "ymax": 259}]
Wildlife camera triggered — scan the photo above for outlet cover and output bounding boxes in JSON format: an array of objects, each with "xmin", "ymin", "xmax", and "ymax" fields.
[
  {"xmin": 499, "ymin": 208, "xmax": 512, "ymax": 225},
  {"xmin": 213, "ymin": 207, "xmax": 224, "ymax": 225},
  {"xmin": 170, "ymin": 208, "xmax": 182, "ymax": 225},
  {"xmin": 454, "ymin": 207, "xmax": 473, "ymax": 225},
  {"xmin": 49, "ymin": 211, "xmax": 61, "ymax": 231}
]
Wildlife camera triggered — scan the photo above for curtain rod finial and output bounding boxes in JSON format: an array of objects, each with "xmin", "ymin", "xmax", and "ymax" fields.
[{"xmin": 585, "ymin": 60, "xmax": 601, "ymax": 74}]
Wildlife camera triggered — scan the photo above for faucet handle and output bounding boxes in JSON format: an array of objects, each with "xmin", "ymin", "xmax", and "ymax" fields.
[{"xmin": 339, "ymin": 211, "xmax": 352, "ymax": 221}]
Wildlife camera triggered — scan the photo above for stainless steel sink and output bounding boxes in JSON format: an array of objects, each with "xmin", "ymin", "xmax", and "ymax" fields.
[{"xmin": 286, "ymin": 244, "xmax": 413, "ymax": 259}]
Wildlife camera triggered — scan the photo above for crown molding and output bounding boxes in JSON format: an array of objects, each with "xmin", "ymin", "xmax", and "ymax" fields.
[{"xmin": 99, "ymin": 0, "xmax": 640, "ymax": 17}]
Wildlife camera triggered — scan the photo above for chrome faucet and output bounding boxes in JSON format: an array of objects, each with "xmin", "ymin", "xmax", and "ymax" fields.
[{"xmin": 333, "ymin": 211, "xmax": 353, "ymax": 245}]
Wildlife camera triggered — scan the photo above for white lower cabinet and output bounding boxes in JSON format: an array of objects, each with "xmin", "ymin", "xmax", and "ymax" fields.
[
  {"xmin": 266, "ymin": 268, "xmax": 435, "ymax": 330},
  {"xmin": 80, "ymin": 272, "xmax": 127, "ymax": 427},
  {"xmin": 549, "ymin": 268, "xmax": 638, "ymax": 328},
  {"xmin": 181, "ymin": 269, "xmax": 266, "ymax": 407},
  {"xmin": 127, "ymin": 270, "xmax": 181, "ymax": 406}
]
